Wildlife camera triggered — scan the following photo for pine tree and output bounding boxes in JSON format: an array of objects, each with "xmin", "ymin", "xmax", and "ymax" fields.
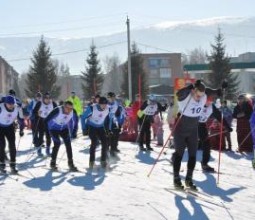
[
  {"xmin": 121, "ymin": 43, "xmax": 148, "ymax": 101},
  {"xmin": 81, "ymin": 43, "xmax": 104, "ymax": 99},
  {"xmin": 25, "ymin": 37, "xmax": 60, "ymax": 98},
  {"xmin": 206, "ymin": 29, "xmax": 239, "ymax": 99}
]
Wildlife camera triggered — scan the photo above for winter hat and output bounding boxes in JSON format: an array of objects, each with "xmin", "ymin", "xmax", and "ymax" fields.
[
  {"xmin": 9, "ymin": 89, "xmax": 16, "ymax": 96},
  {"xmin": 36, "ymin": 92, "xmax": 42, "ymax": 98},
  {"xmin": 43, "ymin": 92, "xmax": 50, "ymax": 98},
  {"xmin": 149, "ymin": 94, "xmax": 156, "ymax": 101},
  {"xmin": 99, "ymin": 97, "xmax": 108, "ymax": 104},
  {"xmin": 107, "ymin": 92, "xmax": 116, "ymax": 98},
  {"xmin": 5, "ymin": 95, "xmax": 15, "ymax": 104}
]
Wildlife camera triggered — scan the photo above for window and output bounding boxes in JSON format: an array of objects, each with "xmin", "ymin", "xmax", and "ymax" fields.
[
  {"xmin": 160, "ymin": 68, "xmax": 171, "ymax": 78},
  {"xmin": 148, "ymin": 59, "xmax": 159, "ymax": 68}
]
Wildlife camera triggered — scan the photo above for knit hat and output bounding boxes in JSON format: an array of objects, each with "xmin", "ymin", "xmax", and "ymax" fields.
[
  {"xmin": 5, "ymin": 95, "xmax": 15, "ymax": 104},
  {"xmin": 9, "ymin": 89, "xmax": 16, "ymax": 96},
  {"xmin": 99, "ymin": 97, "xmax": 108, "ymax": 104},
  {"xmin": 107, "ymin": 92, "xmax": 116, "ymax": 98}
]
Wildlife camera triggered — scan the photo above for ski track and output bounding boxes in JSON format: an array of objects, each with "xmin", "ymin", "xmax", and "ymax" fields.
[{"xmin": 0, "ymin": 123, "xmax": 255, "ymax": 220}]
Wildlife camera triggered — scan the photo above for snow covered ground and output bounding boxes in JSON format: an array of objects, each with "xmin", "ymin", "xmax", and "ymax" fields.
[{"xmin": 0, "ymin": 123, "xmax": 255, "ymax": 220}]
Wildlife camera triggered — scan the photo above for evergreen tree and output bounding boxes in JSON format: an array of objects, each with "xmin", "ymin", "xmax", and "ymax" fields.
[
  {"xmin": 25, "ymin": 37, "xmax": 61, "ymax": 98},
  {"xmin": 81, "ymin": 43, "xmax": 104, "ymax": 99},
  {"xmin": 206, "ymin": 29, "xmax": 239, "ymax": 99},
  {"xmin": 121, "ymin": 43, "xmax": 148, "ymax": 101}
]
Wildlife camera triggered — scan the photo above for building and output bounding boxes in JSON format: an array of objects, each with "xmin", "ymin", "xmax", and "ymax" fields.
[
  {"xmin": 184, "ymin": 52, "xmax": 255, "ymax": 95},
  {"xmin": 0, "ymin": 56, "xmax": 19, "ymax": 96},
  {"xmin": 141, "ymin": 53, "xmax": 183, "ymax": 95}
]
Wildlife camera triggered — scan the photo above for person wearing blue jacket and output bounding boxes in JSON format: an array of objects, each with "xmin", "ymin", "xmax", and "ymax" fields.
[
  {"xmin": 0, "ymin": 89, "xmax": 22, "ymax": 107},
  {"xmin": 81, "ymin": 96, "xmax": 111, "ymax": 169},
  {"xmin": 45, "ymin": 100, "xmax": 78, "ymax": 171},
  {"xmin": 0, "ymin": 96, "xmax": 24, "ymax": 174},
  {"xmin": 107, "ymin": 92, "xmax": 126, "ymax": 157}
]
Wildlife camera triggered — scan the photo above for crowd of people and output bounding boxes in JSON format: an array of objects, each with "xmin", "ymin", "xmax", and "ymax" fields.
[{"xmin": 0, "ymin": 85, "xmax": 254, "ymax": 189}]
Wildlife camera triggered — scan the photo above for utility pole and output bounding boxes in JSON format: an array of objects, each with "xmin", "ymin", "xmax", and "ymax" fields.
[{"xmin": 126, "ymin": 16, "xmax": 132, "ymax": 102}]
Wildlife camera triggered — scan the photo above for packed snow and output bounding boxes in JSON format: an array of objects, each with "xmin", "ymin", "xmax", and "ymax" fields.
[{"xmin": 0, "ymin": 122, "xmax": 255, "ymax": 220}]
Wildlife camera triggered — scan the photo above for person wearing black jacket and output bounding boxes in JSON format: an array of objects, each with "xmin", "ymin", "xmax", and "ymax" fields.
[
  {"xmin": 0, "ymin": 96, "xmax": 24, "ymax": 174},
  {"xmin": 198, "ymin": 95, "xmax": 232, "ymax": 172},
  {"xmin": 32, "ymin": 92, "xmax": 57, "ymax": 157},
  {"xmin": 137, "ymin": 94, "xmax": 166, "ymax": 151}
]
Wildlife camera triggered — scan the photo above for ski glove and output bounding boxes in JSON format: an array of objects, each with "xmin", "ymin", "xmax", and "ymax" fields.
[
  {"xmin": 82, "ymin": 129, "xmax": 89, "ymax": 136},
  {"xmin": 19, "ymin": 130, "xmax": 24, "ymax": 137}
]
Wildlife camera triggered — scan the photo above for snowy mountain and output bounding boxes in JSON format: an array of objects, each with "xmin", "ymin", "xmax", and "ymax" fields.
[
  {"xmin": 0, "ymin": 121, "xmax": 255, "ymax": 220},
  {"xmin": 1, "ymin": 16, "xmax": 255, "ymax": 74}
]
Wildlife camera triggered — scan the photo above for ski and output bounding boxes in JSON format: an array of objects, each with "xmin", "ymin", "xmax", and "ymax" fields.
[
  {"xmin": 164, "ymin": 187, "xmax": 225, "ymax": 208},
  {"xmin": 0, "ymin": 172, "xmax": 19, "ymax": 182}
]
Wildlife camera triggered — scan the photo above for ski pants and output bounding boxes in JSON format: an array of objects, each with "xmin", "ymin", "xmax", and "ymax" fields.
[
  {"xmin": 35, "ymin": 118, "xmax": 51, "ymax": 148},
  {"xmin": 108, "ymin": 128, "xmax": 120, "ymax": 152},
  {"xmin": 173, "ymin": 115, "xmax": 199, "ymax": 179},
  {"xmin": 138, "ymin": 117, "xmax": 151, "ymax": 147},
  {"xmin": 0, "ymin": 125, "xmax": 16, "ymax": 168},
  {"xmin": 49, "ymin": 128, "xmax": 73, "ymax": 163},
  {"xmin": 88, "ymin": 126, "xmax": 108, "ymax": 163},
  {"xmin": 198, "ymin": 122, "xmax": 211, "ymax": 165}
]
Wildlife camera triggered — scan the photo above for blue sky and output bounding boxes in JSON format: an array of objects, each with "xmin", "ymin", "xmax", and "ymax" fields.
[{"xmin": 0, "ymin": 0, "xmax": 254, "ymax": 38}]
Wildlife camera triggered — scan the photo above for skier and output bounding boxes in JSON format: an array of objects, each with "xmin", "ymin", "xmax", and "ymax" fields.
[
  {"xmin": 198, "ymin": 94, "xmax": 232, "ymax": 172},
  {"xmin": 32, "ymin": 92, "xmax": 57, "ymax": 156},
  {"xmin": 172, "ymin": 80, "xmax": 207, "ymax": 190},
  {"xmin": 220, "ymin": 100, "xmax": 233, "ymax": 151},
  {"xmin": 28, "ymin": 92, "xmax": 42, "ymax": 148},
  {"xmin": 45, "ymin": 100, "xmax": 78, "ymax": 171},
  {"xmin": 81, "ymin": 96, "xmax": 111, "ymax": 169},
  {"xmin": 0, "ymin": 96, "xmax": 24, "ymax": 174},
  {"xmin": 107, "ymin": 92, "xmax": 126, "ymax": 157},
  {"xmin": 66, "ymin": 91, "xmax": 83, "ymax": 138},
  {"xmin": 137, "ymin": 94, "xmax": 166, "ymax": 151},
  {"xmin": 0, "ymin": 89, "xmax": 22, "ymax": 107}
]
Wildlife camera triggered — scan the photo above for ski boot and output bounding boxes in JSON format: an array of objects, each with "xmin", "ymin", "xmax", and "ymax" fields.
[
  {"xmin": 50, "ymin": 160, "xmax": 58, "ymax": 171},
  {"xmin": 146, "ymin": 145, "xmax": 154, "ymax": 151},
  {"xmin": 174, "ymin": 177, "xmax": 184, "ymax": 190},
  {"xmin": 37, "ymin": 147, "xmax": 44, "ymax": 157},
  {"xmin": 201, "ymin": 163, "xmax": 215, "ymax": 172},
  {"xmin": 101, "ymin": 161, "xmax": 108, "ymax": 169},
  {"xmin": 10, "ymin": 167, "xmax": 18, "ymax": 175},
  {"xmin": 110, "ymin": 150, "xmax": 116, "ymax": 157},
  {"xmin": 115, "ymin": 148, "xmax": 120, "ymax": 153},
  {"xmin": 139, "ymin": 145, "xmax": 146, "ymax": 151},
  {"xmin": 0, "ymin": 165, "xmax": 6, "ymax": 174},
  {"xmin": 89, "ymin": 161, "xmax": 94, "ymax": 170},
  {"xmin": 68, "ymin": 161, "xmax": 78, "ymax": 172},
  {"xmin": 185, "ymin": 178, "xmax": 197, "ymax": 191}
]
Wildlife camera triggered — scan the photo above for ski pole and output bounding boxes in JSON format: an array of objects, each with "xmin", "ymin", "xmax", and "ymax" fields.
[
  {"xmin": 217, "ymin": 87, "xmax": 226, "ymax": 185},
  {"xmin": 135, "ymin": 115, "xmax": 147, "ymax": 150},
  {"xmin": 147, "ymin": 94, "xmax": 193, "ymax": 178},
  {"xmin": 147, "ymin": 114, "xmax": 182, "ymax": 178}
]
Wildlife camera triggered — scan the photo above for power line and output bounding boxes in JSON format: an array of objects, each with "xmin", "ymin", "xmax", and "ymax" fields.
[{"xmin": 7, "ymin": 41, "xmax": 127, "ymax": 62}]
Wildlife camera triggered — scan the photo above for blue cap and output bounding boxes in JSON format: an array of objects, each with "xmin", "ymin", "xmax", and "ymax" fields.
[{"xmin": 5, "ymin": 95, "xmax": 15, "ymax": 104}]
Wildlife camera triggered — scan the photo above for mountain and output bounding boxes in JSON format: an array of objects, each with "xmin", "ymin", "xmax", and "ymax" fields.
[{"xmin": 1, "ymin": 16, "xmax": 255, "ymax": 74}]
